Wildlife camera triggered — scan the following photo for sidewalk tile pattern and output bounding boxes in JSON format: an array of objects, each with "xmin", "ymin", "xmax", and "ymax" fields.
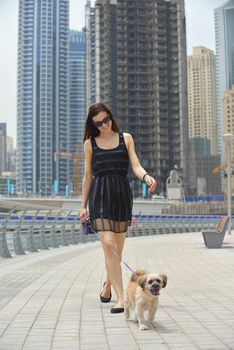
[{"xmin": 0, "ymin": 232, "xmax": 234, "ymax": 349}]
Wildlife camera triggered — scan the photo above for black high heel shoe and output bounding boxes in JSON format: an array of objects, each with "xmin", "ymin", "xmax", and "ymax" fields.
[
  {"xmin": 100, "ymin": 282, "xmax": 112, "ymax": 303},
  {"xmin": 110, "ymin": 307, "xmax": 124, "ymax": 314}
]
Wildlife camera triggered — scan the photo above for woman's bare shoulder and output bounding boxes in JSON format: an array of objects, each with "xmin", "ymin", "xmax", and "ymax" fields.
[
  {"xmin": 123, "ymin": 132, "xmax": 133, "ymax": 143},
  {"xmin": 123, "ymin": 132, "xmax": 133, "ymax": 139},
  {"xmin": 123, "ymin": 133, "xmax": 134, "ymax": 151},
  {"xmin": 84, "ymin": 138, "xmax": 92, "ymax": 152}
]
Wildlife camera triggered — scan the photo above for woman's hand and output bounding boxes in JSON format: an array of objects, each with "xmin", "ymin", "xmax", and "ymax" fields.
[
  {"xmin": 144, "ymin": 175, "xmax": 157, "ymax": 193},
  {"xmin": 79, "ymin": 208, "xmax": 88, "ymax": 223}
]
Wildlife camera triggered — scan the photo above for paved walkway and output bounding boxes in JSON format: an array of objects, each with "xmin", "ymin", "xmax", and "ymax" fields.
[{"xmin": 0, "ymin": 232, "xmax": 234, "ymax": 350}]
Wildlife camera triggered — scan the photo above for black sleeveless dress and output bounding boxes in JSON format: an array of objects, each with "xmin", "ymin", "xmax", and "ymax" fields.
[{"xmin": 89, "ymin": 133, "xmax": 133, "ymax": 233}]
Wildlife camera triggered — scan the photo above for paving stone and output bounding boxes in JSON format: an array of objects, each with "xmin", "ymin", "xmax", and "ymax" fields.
[
  {"xmin": 0, "ymin": 233, "xmax": 233, "ymax": 350},
  {"xmin": 139, "ymin": 345, "xmax": 169, "ymax": 350}
]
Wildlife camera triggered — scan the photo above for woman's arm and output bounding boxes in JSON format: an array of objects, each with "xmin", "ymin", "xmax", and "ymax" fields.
[
  {"xmin": 124, "ymin": 133, "xmax": 157, "ymax": 193},
  {"xmin": 80, "ymin": 139, "xmax": 93, "ymax": 222}
]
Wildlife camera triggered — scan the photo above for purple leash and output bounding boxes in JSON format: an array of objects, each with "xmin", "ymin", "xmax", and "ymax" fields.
[{"xmin": 82, "ymin": 221, "xmax": 136, "ymax": 276}]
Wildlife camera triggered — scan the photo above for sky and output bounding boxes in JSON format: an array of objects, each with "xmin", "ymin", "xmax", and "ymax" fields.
[{"xmin": 0, "ymin": 0, "xmax": 226, "ymax": 146}]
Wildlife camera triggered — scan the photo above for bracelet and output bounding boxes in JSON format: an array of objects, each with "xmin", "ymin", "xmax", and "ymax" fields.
[{"xmin": 142, "ymin": 173, "xmax": 149, "ymax": 182}]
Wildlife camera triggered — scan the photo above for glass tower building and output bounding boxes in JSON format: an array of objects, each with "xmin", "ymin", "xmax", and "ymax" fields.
[
  {"xmin": 85, "ymin": 0, "xmax": 96, "ymax": 109},
  {"xmin": 0, "ymin": 123, "xmax": 7, "ymax": 174},
  {"xmin": 68, "ymin": 30, "xmax": 86, "ymax": 196},
  {"xmin": 215, "ymin": 0, "xmax": 234, "ymax": 156},
  {"xmin": 17, "ymin": 0, "xmax": 69, "ymax": 196}
]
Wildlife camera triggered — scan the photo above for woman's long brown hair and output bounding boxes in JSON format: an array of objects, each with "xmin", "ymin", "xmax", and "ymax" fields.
[{"xmin": 83, "ymin": 102, "xmax": 120, "ymax": 142}]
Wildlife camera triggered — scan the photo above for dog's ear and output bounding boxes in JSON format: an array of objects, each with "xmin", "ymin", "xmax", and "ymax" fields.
[
  {"xmin": 138, "ymin": 275, "xmax": 147, "ymax": 289},
  {"xmin": 159, "ymin": 273, "xmax": 167, "ymax": 288}
]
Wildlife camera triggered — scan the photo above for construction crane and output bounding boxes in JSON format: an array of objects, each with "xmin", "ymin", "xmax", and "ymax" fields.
[
  {"xmin": 212, "ymin": 163, "xmax": 227, "ymax": 174},
  {"xmin": 54, "ymin": 144, "xmax": 83, "ymax": 197}
]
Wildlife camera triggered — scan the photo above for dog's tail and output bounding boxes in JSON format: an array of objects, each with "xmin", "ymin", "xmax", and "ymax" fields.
[{"xmin": 130, "ymin": 269, "xmax": 148, "ymax": 282}]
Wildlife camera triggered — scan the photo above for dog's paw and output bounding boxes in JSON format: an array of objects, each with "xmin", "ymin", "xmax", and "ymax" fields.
[
  {"xmin": 128, "ymin": 316, "xmax": 138, "ymax": 322},
  {"xmin": 139, "ymin": 324, "xmax": 148, "ymax": 330},
  {"xmin": 124, "ymin": 310, "xmax": 130, "ymax": 320}
]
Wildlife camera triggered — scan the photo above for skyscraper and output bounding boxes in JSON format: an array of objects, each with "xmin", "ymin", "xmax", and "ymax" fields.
[
  {"xmin": 6, "ymin": 136, "xmax": 16, "ymax": 172},
  {"xmin": 17, "ymin": 0, "xmax": 69, "ymax": 196},
  {"xmin": 68, "ymin": 30, "xmax": 86, "ymax": 195},
  {"xmin": 0, "ymin": 123, "xmax": 7, "ymax": 175},
  {"xmin": 188, "ymin": 47, "xmax": 218, "ymax": 156},
  {"xmin": 215, "ymin": 0, "xmax": 234, "ymax": 156},
  {"xmin": 85, "ymin": 0, "xmax": 96, "ymax": 108},
  {"xmin": 223, "ymin": 85, "xmax": 234, "ymax": 135},
  {"xmin": 86, "ymin": 0, "xmax": 188, "ymax": 195},
  {"xmin": 223, "ymin": 85, "xmax": 234, "ymax": 193}
]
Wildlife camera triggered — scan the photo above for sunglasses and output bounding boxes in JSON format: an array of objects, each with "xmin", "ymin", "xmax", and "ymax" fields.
[{"xmin": 92, "ymin": 115, "xmax": 111, "ymax": 128}]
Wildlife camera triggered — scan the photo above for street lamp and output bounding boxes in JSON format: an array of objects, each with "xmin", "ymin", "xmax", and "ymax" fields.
[{"xmin": 223, "ymin": 134, "xmax": 233, "ymax": 235}]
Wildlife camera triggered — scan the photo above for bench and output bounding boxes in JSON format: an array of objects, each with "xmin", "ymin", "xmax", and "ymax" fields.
[{"xmin": 202, "ymin": 215, "xmax": 230, "ymax": 248}]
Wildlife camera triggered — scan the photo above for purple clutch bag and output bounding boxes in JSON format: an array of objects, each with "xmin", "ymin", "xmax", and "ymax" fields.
[{"xmin": 82, "ymin": 219, "xmax": 94, "ymax": 235}]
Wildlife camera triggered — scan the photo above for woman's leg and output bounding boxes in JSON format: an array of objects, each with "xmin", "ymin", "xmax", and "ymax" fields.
[
  {"xmin": 100, "ymin": 274, "xmax": 111, "ymax": 298},
  {"xmin": 100, "ymin": 231, "xmax": 126, "ymax": 308}
]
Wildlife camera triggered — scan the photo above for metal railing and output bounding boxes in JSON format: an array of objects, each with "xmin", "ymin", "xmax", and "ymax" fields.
[
  {"xmin": 161, "ymin": 201, "xmax": 233, "ymax": 215},
  {"xmin": 0, "ymin": 199, "xmax": 102, "ymax": 258},
  {"xmin": 0, "ymin": 202, "xmax": 226, "ymax": 258},
  {"xmin": 128, "ymin": 214, "xmax": 222, "ymax": 237}
]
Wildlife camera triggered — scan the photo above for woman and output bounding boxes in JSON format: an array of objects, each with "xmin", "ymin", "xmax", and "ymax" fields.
[{"xmin": 79, "ymin": 103, "xmax": 157, "ymax": 313}]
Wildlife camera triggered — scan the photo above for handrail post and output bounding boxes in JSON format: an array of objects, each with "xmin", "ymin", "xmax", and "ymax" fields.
[
  {"xmin": 0, "ymin": 211, "xmax": 12, "ymax": 258},
  {"xmin": 27, "ymin": 209, "xmax": 40, "ymax": 252},
  {"xmin": 13, "ymin": 208, "xmax": 27, "ymax": 255}
]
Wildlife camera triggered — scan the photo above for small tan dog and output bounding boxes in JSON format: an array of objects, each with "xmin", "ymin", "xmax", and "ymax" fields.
[{"xmin": 124, "ymin": 269, "xmax": 167, "ymax": 330}]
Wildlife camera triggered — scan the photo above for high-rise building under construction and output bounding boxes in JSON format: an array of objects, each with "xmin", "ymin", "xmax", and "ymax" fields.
[{"xmin": 86, "ymin": 0, "xmax": 188, "ymax": 195}]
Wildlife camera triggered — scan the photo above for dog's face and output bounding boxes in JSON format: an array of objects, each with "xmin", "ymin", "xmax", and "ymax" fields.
[{"xmin": 138, "ymin": 273, "xmax": 167, "ymax": 297}]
